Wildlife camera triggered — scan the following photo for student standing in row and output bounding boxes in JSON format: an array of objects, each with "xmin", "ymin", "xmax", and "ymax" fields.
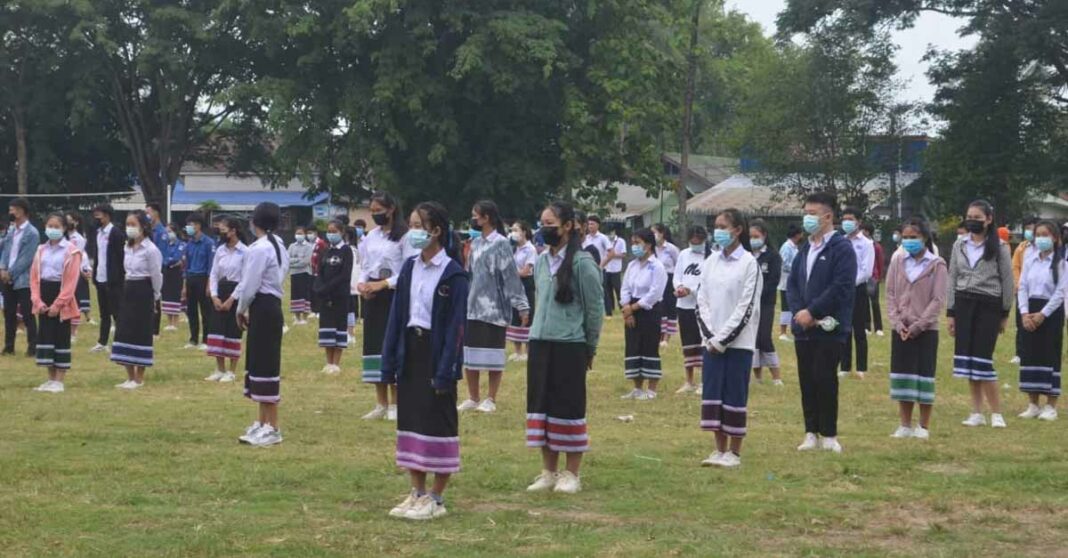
[
  {"xmin": 357, "ymin": 191, "xmax": 413, "ymax": 421},
  {"xmin": 787, "ymin": 192, "xmax": 856, "ymax": 453},
  {"xmin": 947, "ymin": 199, "xmax": 1013, "ymax": 428},
  {"xmin": 89, "ymin": 204, "xmax": 126, "ymax": 353},
  {"xmin": 603, "ymin": 226, "xmax": 626, "ymax": 317},
  {"xmin": 459, "ymin": 201, "xmax": 529, "ymax": 414},
  {"xmin": 183, "ymin": 213, "xmax": 214, "ymax": 350},
  {"xmin": 235, "ymin": 202, "xmax": 289, "ymax": 447},
  {"xmin": 840, "ymin": 207, "xmax": 874, "ymax": 379},
  {"xmin": 288, "ymin": 225, "xmax": 314, "ymax": 324},
  {"xmin": 886, "ymin": 217, "xmax": 947, "ymax": 439},
  {"xmin": 525, "ymin": 200, "xmax": 603, "ymax": 494},
  {"xmin": 1015, "ymin": 220, "xmax": 1064, "ymax": 422},
  {"xmin": 672, "ymin": 226, "xmax": 708, "ymax": 394},
  {"xmin": 697, "ymin": 209, "xmax": 762, "ymax": 468},
  {"xmin": 653, "ymin": 223, "xmax": 680, "ymax": 345},
  {"xmin": 65, "ymin": 211, "xmax": 92, "ymax": 340},
  {"xmin": 1010, "ymin": 217, "xmax": 1037, "ymax": 365},
  {"xmin": 204, "ymin": 218, "xmax": 247, "ymax": 383},
  {"xmin": 314, "ymin": 220, "xmax": 354, "ymax": 374},
  {"xmin": 309, "ymin": 227, "xmax": 328, "ymax": 318},
  {"xmin": 582, "ymin": 215, "xmax": 611, "ymax": 271},
  {"xmin": 506, "ymin": 220, "xmax": 537, "ymax": 362},
  {"xmin": 777, "ymin": 224, "xmax": 802, "ymax": 341},
  {"xmin": 749, "ymin": 220, "xmax": 783, "ymax": 386},
  {"xmin": 30, "ymin": 213, "xmax": 82, "ymax": 393},
  {"xmin": 160, "ymin": 223, "xmax": 185, "ymax": 332},
  {"xmin": 145, "ymin": 204, "xmax": 169, "ymax": 337},
  {"xmin": 861, "ymin": 223, "xmax": 885, "ymax": 337},
  {"xmin": 111, "ymin": 211, "xmax": 163, "ymax": 390},
  {"xmin": 620, "ymin": 228, "xmax": 668, "ymax": 400},
  {"xmin": 382, "ymin": 201, "xmax": 468, "ymax": 520},
  {"xmin": 1, "ymin": 198, "xmax": 40, "ymax": 357}
]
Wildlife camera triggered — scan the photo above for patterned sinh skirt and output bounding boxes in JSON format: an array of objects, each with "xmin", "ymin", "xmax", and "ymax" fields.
[
  {"xmin": 110, "ymin": 279, "xmax": 155, "ymax": 367},
  {"xmin": 951, "ymin": 291, "xmax": 1002, "ymax": 382},
  {"xmin": 625, "ymin": 301, "xmax": 662, "ymax": 380},
  {"xmin": 526, "ymin": 340, "xmax": 589, "ymax": 453},
  {"xmin": 206, "ymin": 280, "xmax": 243, "ymax": 359},
  {"xmin": 396, "ymin": 329, "xmax": 460, "ymax": 474},
  {"xmin": 1018, "ymin": 297, "xmax": 1063, "ymax": 397},
  {"xmin": 506, "ymin": 276, "xmax": 535, "ymax": 343},
  {"xmin": 463, "ymin": 320, "xmax": 507, "ymax": 372},
  {"xmin": 890, "ymin": 330, "xmax": 939, "ymax": 404},
  {"xmin": 317, "ymin": 294, "xmax": 350, "ymax": 348},
  {"xmin": 361, "ymin": 289, "xmax": 393, "ymax": 383},
  {"xmin": 290, "ymin": 272, "xmax": 311, "ymax": 315},
  {"xmin": 161, "ymin": 266, "xmax": 183, "ymax": 316},
  {"xmin": 35, "ymin": 281, "xmax": 72, "ymax": 370},
  {"xmin": 244, "ymin": 294, "xmax": 283, "ymax": 404}
]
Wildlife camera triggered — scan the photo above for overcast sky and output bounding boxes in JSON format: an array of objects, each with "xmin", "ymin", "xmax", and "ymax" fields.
[{"xmin": 727, "ymin": 0, "xmax": 979, "ymax": 105}]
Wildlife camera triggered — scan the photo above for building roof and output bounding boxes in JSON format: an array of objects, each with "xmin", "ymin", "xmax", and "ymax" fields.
[
  {"xmin": 173, "ymin": 172, "xmax": 326, "ymax": 211},
  {"xmin": 661, "ymin": 153, "xmax": 738, "ymax": 195},
  {"xmin": 602, "ymin": 183, "xmax": 675, "ymax": 222}
]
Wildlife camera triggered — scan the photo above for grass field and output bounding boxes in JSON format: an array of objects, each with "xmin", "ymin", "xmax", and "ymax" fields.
[{"xmin": 3, "ymin": 290, "xmax": 1068, "ymax": 557}]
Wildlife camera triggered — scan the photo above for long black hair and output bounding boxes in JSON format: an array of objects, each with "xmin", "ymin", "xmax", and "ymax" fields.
[
  {"xmin": 414, "ymin": 202, "xmax": 460, "ymax": 263},
  {"xmin": 220, "ymin": 216, "xmax": 247, "ymax": 246},
  {"xmin": 966, "ymin": 200, "xmax": 1001, "ymax": 261},
  {"xmin": 513, "ymin": 219, "xmax": 533, "ymax": 242},
  {"xmin": 127, "ymin": 210, "xmax": 153, "ymax": 247},
  {"xmin": 652, "ymin": 223, "xmax": 674, "ymax": 245},
  {"xmin": 1034, "ymin": 220, "xmax": 1064, "ymax": 285},
  {"xmin": 45, "ymin": 212, "xmax": 70, "ymax": 240},
  {"xmin": 473, "ymin": 200, "xmax": 506, "ymax": 236},
  {"xmin": 370, "ymin": 190, "xmax": 408, "ymax": 242},
  {"xmin": 900, "ymin": 216, "xmax": 935, "ymax": 253},
  {"xmin": 632, "ymin": 228, "xmax": 657, "ymax": 254},
  {"xmin": 545, "ymin": 200, "xmax": 582, "ymax": 304},
  {"xmin": 748, "ymin": 218, "xmax": 774, "ymax": 252},
  {"xmin": 252, "ymin": 202, "xmax": 283, "ymax": 266},
  {"xmin": 65, "ymin": 210, "xmax": 83, "ymax": 235},
  {"xmin": 717, "ymin": 208, "xmax": 752, "ymax": 252}
]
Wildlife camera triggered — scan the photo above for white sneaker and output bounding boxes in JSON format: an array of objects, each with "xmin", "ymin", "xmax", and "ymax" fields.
[
  {"xmin": 326, "ymin": 364, "xmax": 341, "ymax": 375},
  {"xmin": 219, "ymin": 372, "xmax": 236, "ymax": 383},
  {"xmin": 838, "ymin": 371, "xmax": 848, "ymax": 378},
  {"xmin": 797, "ymin": 433, "xmax": 819, "ymax": 451},
  {"xmin": 89, "ymin": 343, "xmax": 107, "ymax": 353},
  {"xmin": 386, "ymin": 405, "xmax": 397, "ymax": 421},
  {"xmin": 700, "ymin": 451, "xmax": 725, "ymax": 467},
  {"xmin": 1010, "ymin": 355, "xmax": 1021, "ymax": 364},
  {"xmin": 205, "ymin": 370, "xmax": 225, "ymax": 382},
  {"xmin": 620, "ymin": 389, "xmax": 642, "ymax": 400},
  {"xmin": 164, "ymin": 325, "xmax": 177, "ymax": 332},
  {"xmin": 251, "ymin": 425, "xmax": 283, "ymax": 447},
  {"xmin": 518, "ymin": 353, "xmax": 529, "ymax": 362},
  {"xmin": 115, "ymin": 380, "xmax": 133, "ymax": 389},
  {"xmin": 913, "ymin": 426, "xmax": 930, "ymax": 440},
  {"xmin": 283, "ymin": 325, "xmax": 290, "ymax": 335},
  {"xmin": 675, "ymin": 382, "xmax": 696, "ymax": 394},
  {"xmin": 772, "ymin": 379, "xmax": 784, "ymax": 387},
  {"xmin": 634, "ymin": 390, "xmax": 650, "ymax": 401},
  {"xmin": 644, "ymin": 390, "xmax": 658, "ymax": 400},
  {"xmin": 239, "ymin": 422, "xmax": 264, "ymax": 444},
  {"xmin": 197, "ymin": 343, "xmax": 208, "ymax": 351},
  {"xmin": 659, "ymin": 340, "xmax": 669, "ymax": 348},
  {"xmin": 362, "ymin": 405, "xmax": 387, "ymax": 420},
  {"xmin": 875, "ymin": 330, "xmax": 885, "ymax": 337},
  {"xmin": 821, "ymin": 437, "xmax": 843, "ymax": 453},
  {"xmin": 120, "ymin": 381, "xmax": 143, "ymax": 390},
  {"xmin": 389, "ymin": 490, "xmax": 419, "ymax": 518},
  {"xmin": 70, "ymin": 335, "xmax": 77, "ymax": 343},
  {"xmin": 961, "ymin": 413, "xmax": 986, "ymax": 427},
  {"xmin": 855, "ymin": 371, "xmax": 867, "ymax": 379},
  {"xmin": 717, "ymin": 452, "xmax": 742, "ymax": 468},
  {"xmin": 457, "ymin": 399, "xmax": 480, "ymax": 412},
  {"xmin": 778, "ymin": 334, "xmax": 793, "ymax": 342},
  {"xmin": 404, "ymin": 495, "xmax": 446, "ymax": 520},
  {"xmin": 891, "ymin": 426, "xmax": 913, "ymax": 439},
  {"xmin": 526, "ymin": 470, "xmax": 559, "ymax": 492},
  {"xmin": 89, "ymin": 319, "xmax": 98, "ymax": 326},
  {"xmin": 476, "ymin": 399, "xmax": 497, "ymax": 413},
  {"xmin": 693, "ymin": 383, "xmax": 703, "ymax": 394},
  {"xmin": 183, "ymin": 342, "xmax": 197, "ymax": 349},
  {"xmin": 990, "ymin": 414, "xmax": 1007, "ymax": 428},
  {"xmin": 553, "ymin": 471, "xmax": 582, "ymax": 494},
  {"xmin": 33, "ymin": 381, "xmax": 54, "ymax": 392},
  {"xmin": 1038, "ymin": 405, "xmax": 1058, "ymax": 421},
  {"xmin": 45, "ymin": 382, "xmax": 65, "ymax": 393},
  {"xmin": 508, "ymin": 353, "xmax": 520, "ymax": 362},
  {"xmin": 1018, "ymin": 404, "xmax": 1042, "ymax": 419}
]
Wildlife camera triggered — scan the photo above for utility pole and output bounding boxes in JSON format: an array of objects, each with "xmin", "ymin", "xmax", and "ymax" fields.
[{"xmin": 677, "ymin": 0, "xmax": 702, "ymax": 231}]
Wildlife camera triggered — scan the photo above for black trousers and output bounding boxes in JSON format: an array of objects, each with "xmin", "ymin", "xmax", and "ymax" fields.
[
  {"xmin": 841, "ymin": 284, "xmax": 869, "ymax": 372},
  {"xmin": 868, "ymin": 280, "xmax": 883, "ymax": 332},
  {"xmin": 185, "ymin": 275, "xmax": 211, "ymax": 344},
  {"xmin": 2, "ymin": 284, "xmax": 36, "ymax": 353},
  {"xmin": 603, "ymin": 271, "xmax": 622, "ymax": 316},
  {"xmin": 796, "ymin": 339, "xmax": 842, "ymax": 437},
  {"xmin": 94, "ymin": 280, "xmax": 123, "ymax": 346}
]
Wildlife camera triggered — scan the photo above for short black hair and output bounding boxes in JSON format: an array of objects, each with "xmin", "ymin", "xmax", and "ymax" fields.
[
  {"xmin": 93, "ymin": 203, "xmax": 114, "ymax": 217},
  {"xmin": 587, "ymin": 215, "xmax": 601, "ymax": 225},
  {"xmin": 786, "ymin": 222, "xmax": 803, "ymax": 239},
  {"xmin": 145, "ymin": 202, "xmax": 162, "ymax": 215},
  {"xmin": 861, "ymin": 222, "xmax": 875, "ymax": 235},
  {"xmin": 803, "ymin": 192, "xmax": 838, "ymax": 216},
  {"xmin": 841, "ymin": 206, "xmax": 862, "ymax": 221},
  {"xmin": 1023, "ymin": 216, "xmax": 1038, "ymax": 227},
  {"xmin": 8, "ymin": 197, "xmax": 31, "ymax": 215},
  {"xmin": 186, "ymin": 212, "xmax": 206, "ymax": 226},
  {"xmin": 686, "ymin": 225, "xmax": 708, "ymax": 242},
  {"xmin": 354, "ymin": 219, "xmax": 366, "ymax": 228}
]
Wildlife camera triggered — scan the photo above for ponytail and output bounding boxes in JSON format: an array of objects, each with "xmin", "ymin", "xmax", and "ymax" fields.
[
  {"xmin": 252, "ymin": 202, "xmax": 283, "ymax": 266},
  {"xmin": 545, "ymin": 200, "xmax": 581, "ymax": 304}
]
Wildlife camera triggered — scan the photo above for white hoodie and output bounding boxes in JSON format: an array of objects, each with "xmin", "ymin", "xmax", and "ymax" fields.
[{"xmin": 696, "ymin": 245, "xmax": 762, "ymax": 353}]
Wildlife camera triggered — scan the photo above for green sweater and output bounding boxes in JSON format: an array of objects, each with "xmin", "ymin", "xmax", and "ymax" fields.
[{"xmin": 529, "ymin": 249, "xmax": 605, "ymax": 355}]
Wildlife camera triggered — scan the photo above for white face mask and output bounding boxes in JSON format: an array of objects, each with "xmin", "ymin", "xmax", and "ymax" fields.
[{"xmin": 126, "ymin": 226, "xmax": 141, "ymax": 240}]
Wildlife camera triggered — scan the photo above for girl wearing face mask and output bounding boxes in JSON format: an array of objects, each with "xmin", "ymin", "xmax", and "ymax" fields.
[
  {"xmin": 64, "ymin": 211, "xmax": 92, "ymax": 340},
  {"xmin": 506, "ymin": 220, "xmax": 537, "ymax": 362},
  {"xmin": 886, "ymin": 217, "xmax": 947, "ymax": 439},
  {"xmin": 110, "ymin": 211, "xmax": 163, "ymax": 390},
  {"xmin": 29, "ymin": 213, "xmax": 82, "ymax": 393},
  {"xmin": 652, "ymin": 223, "xmax": 680, "ymax": 345},
  {"xmin": 159, "ymin": 222, "xmax": 184, "ymax": 332},
  {"xmin": 203, "ymin": 218, "xmax": 248, "ymax": 382},
  {"xmin": 313, "ymin": 220, "xmax": 354, "ymax": 374},
  {"xmin": 348, "ymin": 224, "xmax": 363, "ymax": 342},
  {"xmin": 308, "ymin": 228, "xmax": 327, "ymax": 318},
  {"xmin": 696, "ymin": 209, "xmax": 761, "ymax": 468},
  {"xmin": 749, "ymin": 220, "xmax": 783, "ymax": 386},
  {"xmin": 287, "ymin": 225, "xmax": 314, "ymax": 324},
  {"xmin": 357, "ymin": 191, "xmax": 415, "ymax": 421},
  {"xmin": 672, "ymin": 226, "xmax": 709, "ymax": 394},
  {"xmin": 1015, "ymin": 220, "xmax": 1065, "ymax": 422},
  {"xmin": 620, "ymin": 228, "xmax": 668, "ymax": 400},
  {"xmin": 1010, "ymin": 217, "xmax": 1038, "ymax": 366},
  {"xmin": 947, "ymin": 200, "xmax": 1014, "ymax": 428},
  {"xmin": 381, "ymin": 202, "xmax": 468, "ymax": 520}
]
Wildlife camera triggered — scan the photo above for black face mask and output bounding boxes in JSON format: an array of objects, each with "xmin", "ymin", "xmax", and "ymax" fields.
[
  {"xmin": 541, "ymin": 226, "xmax": 561, "ymax": 247},
  {"xmin": 469, "ymin": 218, "xmax": 481, "ymax": 231},
  {"xmin": 372, "ymin": 212, "xmax": 388, "ymax": 226},
  {"xmin": 94, "ymin": 218, "xmax": 103, "ymax": 227},
  {"xmin": 964, "ymin": 219, "xmax": 985, "ymax": 234}
]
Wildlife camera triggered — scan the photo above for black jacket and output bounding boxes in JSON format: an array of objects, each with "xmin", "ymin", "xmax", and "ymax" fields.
[
  {"xmin": 88, "ymin": 223, "xmax": 127, "ymax": 285},
  {"xmin": 313, "ymin": 243, "xmax": 353, "ymax": 305},
  {"xmin": 756, "ymin": 247, "xmax": 782, "ymax": 306}
]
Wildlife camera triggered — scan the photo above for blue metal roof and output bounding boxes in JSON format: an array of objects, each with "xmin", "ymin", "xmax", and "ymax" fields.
[{"xmin": 172, "ymin": 178, "xmax": 328, "ymax": 208}]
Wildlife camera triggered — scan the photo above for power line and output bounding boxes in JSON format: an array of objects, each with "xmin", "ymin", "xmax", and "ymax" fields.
[{"xmin": 0, "ymin": 190, "xmax": 137, "ymax": 198}]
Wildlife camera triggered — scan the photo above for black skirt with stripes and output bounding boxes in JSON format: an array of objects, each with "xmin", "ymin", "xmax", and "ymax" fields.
[
  {"xmin": 361, "ymin": 289, "xmax": 393, "ymax": 383},
  {"xmin": 206, "ymin": 280, "xmax": 243, "ymax": 359},
  {"xmin": 625, "ymin": 300, "xmax": 662, "ymax": 379},
  {"xmin": 244, "ymin": 294, "xmax": 283, "ymax": 404},
  {"xmin": 36, "ymin": 281, "xmax": 72, "ymax": 370},
  {"xmin": 161, "ymin": 266, "xmax": 183, "ymax": 315},
  {"xmin": 110, "ymin": 279, "xmax": 155, "ymax": 367},
  {"xmin": 75, "ymin": 275, "xmax": 91, "ymax": 313}
]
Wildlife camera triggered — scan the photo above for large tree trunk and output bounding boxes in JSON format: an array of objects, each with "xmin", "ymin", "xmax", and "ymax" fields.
[
  {"xmin": 13, "ymin": 109, "xmax": 28, "ymax": 195},
  {"xmin": 677, "ymin": 0, "xmax": 701, "ymax": 230}
]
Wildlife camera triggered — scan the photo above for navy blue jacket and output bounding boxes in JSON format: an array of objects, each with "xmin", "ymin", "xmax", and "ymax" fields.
[
  {"xmin": 381, "ymin": 255, "xmax": 469, "ymax": 390},
  {"xmin": 786, "ymin": 232, "xmax": 857, "ymax": 342}
]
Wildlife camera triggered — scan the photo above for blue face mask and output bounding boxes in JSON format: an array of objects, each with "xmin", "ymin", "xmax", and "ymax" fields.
[
  {"xmin": 630, "ymin": 244, "xmax": 646, "ymax": 258},
  {"xmin": 45, "ymin": 228, "xmax": 64, "ymax": 241},
  {"xmin": 902, "ymin": 238, "xmax": 924, "ymax": 255},
  {"xmin": 750, "ymin": 237, "xmax": 765, "ymax": 250},
  {"xmin": 713, "ymin": 229, "xmax": 733, "ymax": 248},
  {"xmin": 690, "ymin": 242, "xmax": 705, "ymax": 252},
  {"xmin": 892, "ymin": 233, "xmax": 901, "ymax": 244},
  {"xmin": 841, "ymin": 219, "xmax": 857, "ymax": 235},
  {"xmin": 326, "ymin": 232, "xmax": 342, "ymax": 245},
  {"xmin": 1024, "ymin": 229, "xmax": 1034, "ymax": 242},
  {"xmin": 468, "ymin": 229, "xmax": 482, "ymax": 240},
  {"xmin": 355, "ymin": 227, "xmax": 365, "ymax": 238},
  {"xmin": 185, "ymin": 225, "xmax": 196, "ymax": 236},
  {"xmin": 1035, "ymin": 236, "xmax": 1054, "ymax": 252},
  {"xmin": 408, "ymin": 229, "xmax": 430, "ymax": 250},
  {"xmin": 803, "ymin": 214, "xmax": 820, "ymax": 234}
]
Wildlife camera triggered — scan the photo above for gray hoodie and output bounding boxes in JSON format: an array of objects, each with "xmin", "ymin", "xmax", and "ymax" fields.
[
  {"xmin": 467, "ymin": 233, "xmax": 529, "ymax": 326},
  {"xmin": 288, "ymin": 239, "xmax": 314, "ymax": 275}
]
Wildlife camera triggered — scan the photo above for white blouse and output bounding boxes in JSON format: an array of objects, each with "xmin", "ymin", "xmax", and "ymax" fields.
[
  {"xmin": 210, "ymin": 242, "xmax": 248, "ymax": 297},
  {"xmin": 124, "ymin": 239, "xmax": 163, "ymax": 299},
  {"xmin": 39, "ymin": 240, "xmax": 70, "ymax": 282}
]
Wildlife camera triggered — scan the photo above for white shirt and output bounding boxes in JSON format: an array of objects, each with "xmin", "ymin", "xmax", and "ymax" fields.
[
  {"xmin": 1018, "ymin": 249, "xmax": 1066, "ymax": 316},
  {"xmin": 964, "ymin": 237, "xmax": 985, "ymax": 268},
  {"xmin": 548, "ymin": 249, "xmax": 566, "ymax": 276},
  {"xmin": 514, "ymin": 242, "xmax": 537, "ymax": 274},
  {"xmin": 349, "ymin": 244, "xmax": 362, "ymax": 295},
  {"xmin": 358, "ymin": 227, "xmax": 418, "ymax": 288},
  {"xmin": 904, "ymin": 250, "xmax": 937, "ymax": 283},
  {"xmin": 209, "ymin": 242, "xmax": 248, "ymax": 297},
  {"xmin": 8, "ymin": 220, "xmax": 29, "ymax": 267},
  {"xmin": 68, "ymin": 231, "xmax": 91, "ymax": 273},
  {"xmin": 39, "ymin": 239, "xmax": 70, "ymax": 282},
  {"xmin": 408, "ymin": 249, "xmax": 449, "ymax": 329},
  {"xmin": 96, "ymin": 223, "xmax": 113, "ymax": 283},
  {"xmin": 696, "ymin": 245, "xmax": 762, "ymax": 352},
  {"xmin": 235, "ymin": 234, "xmax": 289, "ymax": 315},
  {"xmin": 605, "ymin": 236, "xmax": 626, "ymax": 273},
  {"xmin": 673, "ymin": 247, "xmax": 706, "ymax": 310},
  {"xmin": 582, "ymin": 232, "xmax": 611, "ymax": 264},
  {"xmin": 124, "ymin": 239, "xmax": 163, "ymax": 300},
  {"xmin": 620, "ymin": 256, "xmax": 668, "ymax": 310},
  {"xmin": 848, "ymin": 232, "xmax": 875, "ymax": 285},
  {"xmin": 656, "ymin": 242, "xmax": 680, "ymax": 273},
  {"xmin": 806, "ymin": 231, "xmax": 837, "ymax": 279}
]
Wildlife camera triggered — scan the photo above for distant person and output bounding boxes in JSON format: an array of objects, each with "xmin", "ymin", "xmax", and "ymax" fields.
[
  {"xmin": 204, "ymin": 217, "xmax": 247, "ymax": 383},
  {"xmin": 861, "ymin": 222, "xmax": 885, "ymax": 337},
  {"xmin": 620, "ymin": 228, "xmax": 668, "ymax": 400},
  {"xmin": 313, "ymin": 220, "xmax": 354, "ymax": 375},
  {"xmin": 603, "ymin": 225, "xmax": 626, "ymax": 317},
  {"xmin": 839, "ymin": 207, "xmax": 874, "ymax": 379},
  {"xmin": 110, "ymin": 211, "xmax": 162, "ymax": 390},
  {"xmin": 287, "ymin": 225, "xmax": 314, "ymax": 324},
  {"xmin": 506, "ymin": 220, "xmax": 537, "ymax": 361},
  {"xmin": 652, "ymin": 223, "xmax": 680, "ymax": 345},
  {"xmin": 182, "ymin": 212, "xmax": 215, "ymax": 350},
  {"xmin": 160, "ymin": 222, "xmax": 185, "ymax": 332},
  {"xmin": 88, "ymin": 203, "xmax": 126, "ymax": 353},
  {"xmin": 1, "ymin": 197, "xmax": 40, "ymax": 356},
  {"xmin": 1010, "ymin": 217, "xmax": 1037, "ymax": 365},
  {"xmin": 1015, "ymin": 220, "xmax": 1063, "ymax": 422},
  {"xmin": 672, "ymin": 226, "xmax": 709, "ymax": 394},
  {"xmin": 64, "ymin": 211, "xmax": 92, "ymax": 340},
  {"xmin": 749, "ymin": 219, "xmax": 782, "ymax": 386},
  {"xmin": 777, "ymin": 223, "xmax": 803, "ymax": 341},
  {"xmin": 29, "ymin": 213, "xmax": 82, "ymax": 393}
]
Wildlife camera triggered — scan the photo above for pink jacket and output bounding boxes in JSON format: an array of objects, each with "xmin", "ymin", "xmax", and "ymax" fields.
[
  {"xmin": 886, "ymin": 250, "xmax": 948, "ymax": 337},
  {"xmin": 30, "ymin": 241, "xmax": 83, "ymax": 323}
]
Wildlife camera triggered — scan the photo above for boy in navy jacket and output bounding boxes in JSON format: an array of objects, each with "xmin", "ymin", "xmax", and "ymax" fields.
[{"xmin": 786, "ymin": 192, "xmax": 857, "ymax": 454}]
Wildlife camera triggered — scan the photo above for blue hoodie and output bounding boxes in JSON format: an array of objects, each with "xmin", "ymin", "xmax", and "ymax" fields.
[
  {"xmin": 381, "ymin": 254, "xmax": 469, "ymax": 390},
  {"xmin": 785, "ymin": 231, "xmax": 857, "ymax": 342}
]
